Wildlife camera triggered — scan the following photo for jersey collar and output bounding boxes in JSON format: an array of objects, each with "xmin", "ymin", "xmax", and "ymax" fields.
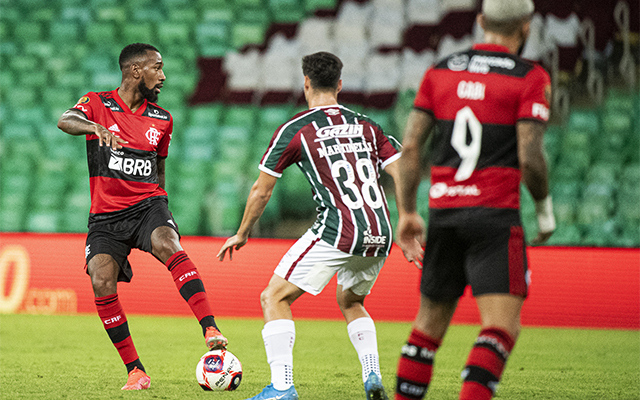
[
  {"xmin": 311, "ymin": 104, "xmax": 341, "ymax": 110},
  {"xmin": 112, "ymin": 88, "xmax": 148, "ymax": 115},
  {"xmin": 472, "ymin": 43, "xmax": 511, "ymax": 54}
]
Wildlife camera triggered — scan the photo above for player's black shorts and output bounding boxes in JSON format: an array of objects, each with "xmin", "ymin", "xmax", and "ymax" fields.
[
  {"xmin": 85, "ymin": 196, "xmax": 179, "ymax": 282},
  {"xmin": 420, "ymin": 223, "xmax": 529, "ymax": 301}
]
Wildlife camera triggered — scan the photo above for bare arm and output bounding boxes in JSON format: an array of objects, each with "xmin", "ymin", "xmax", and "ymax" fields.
[
  {"xmin": 57, "ymin": 109, "xmax": 127, "ymax": 149},
  {"xmin": 217, "ymin": 171, "xmax": 278, "ymax": 261},
  {"xmin": 157, "ymin": 157, "xmax": 166, "ymax": 190},
  {"xmin": 396, "ymin": 109, "xmax": 436, "ymax": 268},
  {"xmin": 517, "ymin": 120, "xmax": 554, "ymax": 244}
]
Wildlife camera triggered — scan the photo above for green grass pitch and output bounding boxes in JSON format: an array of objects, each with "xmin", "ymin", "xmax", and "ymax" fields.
[{"xmin": 1, "ymin": 314, "xmax": 638, "ymax": 399}]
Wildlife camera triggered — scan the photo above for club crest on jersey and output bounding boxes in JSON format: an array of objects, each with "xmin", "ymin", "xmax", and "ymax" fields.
[
  {"xmin": 315, "ymin": 124, "xmax": 363, "ymax": 142},
  {"xmin": 146, "ymin": 127, "xmax": 161, "ymax": 146},
  {"xmin": 448, "ymin": 54, "xmax": 469, "ymax": 71}
]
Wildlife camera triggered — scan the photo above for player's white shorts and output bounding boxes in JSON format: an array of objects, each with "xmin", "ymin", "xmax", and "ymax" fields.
[{"xmin": 274, "ymin": 230, "xmax": 386, "ymax": 296}]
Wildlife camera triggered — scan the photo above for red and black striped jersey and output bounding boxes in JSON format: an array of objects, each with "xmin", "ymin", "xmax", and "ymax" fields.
[
  {"xmin": 260, "ymin": 105, "xmax": 401, "ymax": 257},
  {"xmin": 415, "ymin": 43, "xmax": 551, "ymax": 225},
  {"xmin": 72, "ymin": 89, "xmax": 173, "ymax": 216}
]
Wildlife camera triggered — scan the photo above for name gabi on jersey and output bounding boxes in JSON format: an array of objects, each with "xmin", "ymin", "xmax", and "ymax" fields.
[
  {"xmin": 317, "ymin": 141, "xmax": 373, "ymax": 159},
  {"xmin": 108, "ymin": 150, "xmax": 152, "ymax": 176},
  {"xmin": 457, "ymin": 81, "xmax": 486, "ymax": 100},
  {"xmin": 429, "ymin": 182, "xmax": 481, "ymax": 199},
  {"xmin": 362, "ymin": 229, "xmax": 387, "ymax": 248},
  {"xmin": 315, "ymin": 124, "xmax": 363, "ymax": 142}
]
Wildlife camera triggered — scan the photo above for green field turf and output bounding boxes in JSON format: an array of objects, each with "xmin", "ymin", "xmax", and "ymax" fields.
[{"xmin": 0, "ymin": 314, "xmax": 638, "ymax": 399}]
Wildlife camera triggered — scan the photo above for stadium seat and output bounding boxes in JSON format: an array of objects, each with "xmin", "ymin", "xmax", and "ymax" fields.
[
  {"xmin": 305, "ymin": 0, "xmax": 337, "ymax": 12},
  {"xmin": 277, "ymin": 167, "xmax": 315, "ymax": 219},
  {"xmin": 223, "ymin": 105, "xmax": 257, "ymax": 127},
  {"xmin": 567, "ymin": 109, "xmax": 599, "ymax": 135},
  {"xmin": 49, "ymin": 21, "xmax": 82, "ymax": 44},
  {"xmin": 196, "ymin": 21, "xmax": 231, "ymax": 55},
  {"xmin": 122, "ymin": 23, "xmax": 155, "ymax": 45},
  {"xmin": 13, "ymin": 22, "xmax": 43, "ymax": 44},
  {"xmin": 85, "ymin": 23, "xmax": 118, "ymax": 45},
  {"xmin": 158, "ymin": 22, "xmax": 192, "ymax": 47},
  {"xmin": 95, "ymin": 6, "xmax": 128, "ymax": 23},
  {"xmin": 231, "ymin": 21, "xmax": 267, "ymax": 49}
]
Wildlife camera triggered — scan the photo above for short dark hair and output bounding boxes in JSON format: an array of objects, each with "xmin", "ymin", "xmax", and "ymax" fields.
[
  {"xmin": 119, "ymin": 43, "xmax": 159, "ymax": 71},
  {"xmin": 302, "ymin": 52, "xmax": 343, "ymax": 90}
]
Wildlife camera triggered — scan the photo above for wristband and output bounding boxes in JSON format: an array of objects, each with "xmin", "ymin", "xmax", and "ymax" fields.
[{"xmin": 534, "ymin": 196, "xmax": 556, "ymax": 233}]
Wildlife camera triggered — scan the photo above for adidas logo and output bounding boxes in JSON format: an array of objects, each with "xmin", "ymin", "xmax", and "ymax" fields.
[{"xmin": 108, "ymin": 124, "xmax": 120, "ymax": 132}]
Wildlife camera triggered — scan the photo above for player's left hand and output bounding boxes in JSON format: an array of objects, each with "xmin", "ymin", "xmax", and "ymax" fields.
[
  {"xmin": 217, "ymin": 235, "xmax": 248, "ymax": 261},
  {"xmin": 396, "ymin": 213, "xmax": 425, "ymax": 270}
]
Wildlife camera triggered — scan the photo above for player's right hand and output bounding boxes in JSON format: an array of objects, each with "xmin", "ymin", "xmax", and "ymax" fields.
[
  {"xmin": 396, "ymin": 213, "xmax": 426, "ymax": 270},
  {"xmin": 94, "ymin": 124, "xmax": 128, "ymax": 149},
  {"xmin": 217, "ymin": 234, "xmax": 248, "ymax": 261}
]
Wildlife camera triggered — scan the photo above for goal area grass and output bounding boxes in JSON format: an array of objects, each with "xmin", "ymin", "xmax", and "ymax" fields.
[{"xmin": 1, "ymin": 314, "xmax": 638, "ymax": 399}]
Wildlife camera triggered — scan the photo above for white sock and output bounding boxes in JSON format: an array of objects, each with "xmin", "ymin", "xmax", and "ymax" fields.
[
  {"xmin": 262, "ymin": 319, "xmax": 296, "ymax": 391},
  {"xmin": 347, "ymin": 317, "xmax": 381, "ymax": 382}
]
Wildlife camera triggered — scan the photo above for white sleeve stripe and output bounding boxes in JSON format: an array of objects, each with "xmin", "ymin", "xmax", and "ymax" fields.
[
  {"xmin": 381, "ymin": 152, "xmax": 401, "ymax": 169},
  {"xmin": 258, "ymin": 164, "xmax": 282, "ymax": 178}
]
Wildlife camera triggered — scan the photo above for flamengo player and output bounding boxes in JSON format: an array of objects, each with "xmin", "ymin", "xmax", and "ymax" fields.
[
  {"xmin": 217, "ymin": 52, "xmax": 401, "ymax": 400},
  {"xmin": 56, "ymin": 43, "xmax": 227, "ymax": 390},
  {"xmin": 394, "ymin": 0, "xmax": 555, "ymax": 399}
]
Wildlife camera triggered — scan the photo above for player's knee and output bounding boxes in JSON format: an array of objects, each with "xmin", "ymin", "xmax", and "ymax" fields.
[{"xmin": 90, "ymin": 274, "xmax": 117, "ymax": 296}]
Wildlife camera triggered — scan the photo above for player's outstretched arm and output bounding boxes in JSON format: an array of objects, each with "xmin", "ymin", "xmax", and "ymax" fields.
[
  {"xmin": 57, "ymin": 109, "xmax": 128, "ymax": 149},
  {"xmin": 517, "ymin": 120, "xmax": 555, "ymax": 244},
  {"xmin": 217, "ymin": 171, "xmax": 278, "ymax": 261},
  {"xmin": 395, "ymin": 109, "xmax": 435, "ymax": 268}
]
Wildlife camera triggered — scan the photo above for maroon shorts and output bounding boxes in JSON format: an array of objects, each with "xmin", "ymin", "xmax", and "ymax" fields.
[{"xmin": 420, "ymin": 223, "xmax": 529, "ymax": 300}]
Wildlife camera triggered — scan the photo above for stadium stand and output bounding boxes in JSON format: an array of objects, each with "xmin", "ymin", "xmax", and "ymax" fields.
[{"xmin": 0, "ymin": 0, "xmax": 637, "ymax": 248}]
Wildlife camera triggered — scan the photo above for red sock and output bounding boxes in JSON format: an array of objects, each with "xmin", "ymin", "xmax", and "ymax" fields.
[
  {"xmin": 166, "ymin": 251, "xmax": 214, "ymax": 327},
  {"xmin": 395, "ymin": 329, "xmax": 441, "ymax": 400},
  {"xmin": 459, "ymin": 328, "xmax": 515, "ymax": 400},
  {"xmin": 95, "ymin": 294, "xmax": 143, "ymax": 373}
]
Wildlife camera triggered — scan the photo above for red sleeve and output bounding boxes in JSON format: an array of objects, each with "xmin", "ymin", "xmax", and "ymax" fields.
[
  {"xmin": 413, "ymin": 67, "xmax": 434, "ymax": 112},
  {"xmin": 518, "ymin": 65, "xmax": 551, "ymax": 122},
  {"xmin": 72, "ymin": 92, "xmax": 98, "ymax": 121},
  {"xmin": 157, "ymin": 116, "xmax": 173, "ymax": 158}
]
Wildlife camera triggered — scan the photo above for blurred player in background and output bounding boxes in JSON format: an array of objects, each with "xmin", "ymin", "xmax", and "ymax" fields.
[
  {"xmin": 57, "ymin": 43, "xmax": 227, "ymax": 391},
  {"xmin": 218, "ymin": 52, "xmax": 402, "ymax": 400},
  {"xmin": 393, "ymin": 0, "xmax": 555, "ymax": 399}
]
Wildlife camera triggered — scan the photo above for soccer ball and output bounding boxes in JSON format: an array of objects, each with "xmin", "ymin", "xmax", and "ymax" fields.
[{"xmin": 196, "ymin": 349, "xmax": 243, "ymax": 391}]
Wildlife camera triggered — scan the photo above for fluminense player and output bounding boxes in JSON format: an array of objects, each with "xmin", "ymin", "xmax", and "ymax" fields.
[
  {"xmin": 57, "ymin": 43, "xmax": 227, "ymax": 391},
  {"xmin": 217, "ymin": 52, "xmax": 402, "ymax": 400},
  {"xmin": 393, "ymin": 0, "xmax": 555, "ymax": 399}
]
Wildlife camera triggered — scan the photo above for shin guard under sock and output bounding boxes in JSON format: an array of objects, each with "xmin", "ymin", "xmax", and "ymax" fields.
[
  {"xmin": 459, "ymin": 327, "xmax": 515, "ymax": 400},
  {"xmin": 395, "ymin": 329, "xmax": 441, "ymax": 400},
  {"xmin": 166, "ymin": 251, "xmax": 218, "ymax": 335},
  {"xmin": 95, "ymin": 294, "xmax": 144, "ymax": 373}
]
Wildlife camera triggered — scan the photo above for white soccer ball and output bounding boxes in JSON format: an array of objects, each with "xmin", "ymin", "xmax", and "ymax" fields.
[{"xmin": 196, "ymin": 349, "xmax": 243, "ymax": 391}]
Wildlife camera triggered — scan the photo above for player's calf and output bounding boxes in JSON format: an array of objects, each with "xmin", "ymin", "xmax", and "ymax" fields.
[{"xmin": 395, "ymin": 329, "xmax": 441, "ymax": 400}]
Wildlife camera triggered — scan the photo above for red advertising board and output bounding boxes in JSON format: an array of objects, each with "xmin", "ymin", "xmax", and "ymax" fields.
[{"xmin": 0, "ymin": 233, "xmax": 638, "ymax": 329}]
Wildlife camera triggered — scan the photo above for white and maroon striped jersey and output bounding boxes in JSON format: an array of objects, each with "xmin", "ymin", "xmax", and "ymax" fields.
[{"xmin": 259, "ymin": 105, "xmax": 401, "ymax": 257}]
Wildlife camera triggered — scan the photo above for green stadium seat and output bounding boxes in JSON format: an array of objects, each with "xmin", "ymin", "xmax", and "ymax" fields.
[
  {"xmin": 567, "ymin": 109, "xmax": 599, "ymax": 135},
  {"xmin": 13, "ymin": 22, "xmax": 43, "ymax": 44},
  {"xmin": 197, "ymin": 0, "xmax": 230, "ymax": 8},
  {"xmin": 9, "ymin": 55, "xmax": 38, "ymax": 71},
  {"xmin": 231, "ymin": 22, "xmax": 266, "ymax": 49},
  {"xmin": 29, "ymin": 7, "xmax": 56, "ymax": 22},
  {"xmin": 196, "ymin": 21, "xmax": 231, "ymax": 47},
  {"xmin": 130, "ymin": 8, "xmax": 167, "ymax": 22},
  {"xmin": 95, "ymin": 7, "xmax": 128, "ymax": 23},
  {"xmin": 602, "ymin": 111, "xmax": 632, "ymax": 136},
  {"xmin": 305, "ymin": 0, "xmax": 337, "ymax": 11},
  {"xmin": 11, "ymin": 107, "xmax": 47, "ymax": 126},
  {"xmin": 24, "ymin": 42, "xmax": 55, "ymax": 59},
  {"xmin": 49, "ymin": 21, "xmax": 82, "ymax": 44},
  {"xmin": 269, "ymin": 0, "xmax": 305, "ymax": 22},
  {"xmin": 546, "ymin": 224, "xmax": 582, "ymax": 246},
  {"xmin": 92, "ymin": 72, "xmax": 121, "ymax": 90},
  {"xmin": 223, "ymin": 105, "xmax": 257, "ymax": 127},
  {"xmin": 363, "ymin": 108, "xmax": 395, "ymax": 135},
  {"xmin": 81, "ymin": 53, "xmax": 116, "ymax": 73},
  {"xmin": 586, "ymin": 162, "xmax": 618, "ymax": 185},
  {"xmin": 19, "ymin": 70, "xmax": 48, "ymax": 88},
  {"xmin": 60, "ymin": 208, "xmax": 89, "ymax": 233},
  {"xmin": 190, "ymin": 104, "xmax": 224, "ymax": 127},
  {"xmin": 85, "ymin": 23, "xmax": 118, "ymax": 45},
  {"xmin": 60, "ymin": 7, "xmax": 92, "ymax": 23},
  {"xmin": 239, "ymin": 8, "xmax": 272, "ymax": 24},
  {"xmin": 157, "ymin": 22, "xmax": 191, "ymax": 47},
  {"xmin": 26, "ymin": 212, "xmax": 60, "ymax": 233},
  {"xmin": 0, "ymin": 6, "xmax": 21, "ymax": 22},
  {"xmin": 278, "ymin": 168, "xmax": 315, "ymax": 219},
  {"xmin": 167, "ymin": 8, "xmax": 199, "ymax": 23},
  {"xmin": 0, "ymin": 207, "xmax": 26, "ymax": 232},
  {"xmin": 258, "ymin": 106, "xmax": 293, "ymax": 131},
  {"xmin": 201, "ymin": 6, "xmax": 234, "ymax": 23},
  {"xmin": 122, "ymin": 23, "xmax": 155, "ymax": 45}
]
